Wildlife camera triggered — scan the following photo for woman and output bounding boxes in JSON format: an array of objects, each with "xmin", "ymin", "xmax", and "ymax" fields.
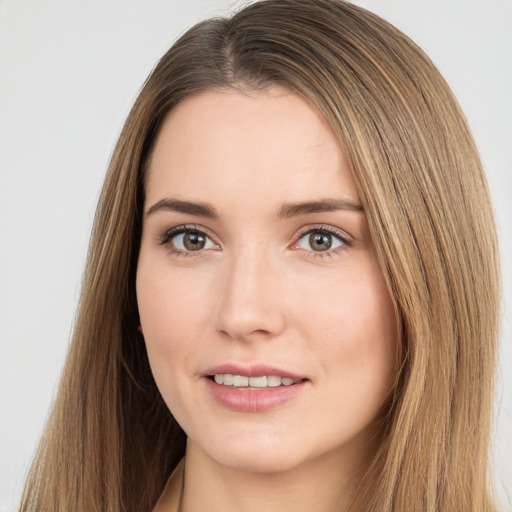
[{"xmin": 19, "ymin": 1, "xmax": 501, "ymax": 511}]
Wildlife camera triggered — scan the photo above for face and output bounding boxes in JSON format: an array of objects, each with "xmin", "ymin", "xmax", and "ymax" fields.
[{"xmin": 136, "ymin": 87, "xmax": 397, "ymax": 475}]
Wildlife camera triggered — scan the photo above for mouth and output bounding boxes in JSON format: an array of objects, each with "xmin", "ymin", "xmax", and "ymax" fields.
[
  {"xmin": 204, "ymin": 365, "xmax": 309, "ymax": 412},
  {"xmin": 209, "ymin": 374, "xmax": 303, "ymax": 389}
]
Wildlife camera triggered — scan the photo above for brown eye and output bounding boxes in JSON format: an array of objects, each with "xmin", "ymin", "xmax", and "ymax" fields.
[
  {"xmin": 309, "ymin": 233, "xmax": 332, "ymax": 251},
  {"xmin": 183, "ymin": 232, "xmax": 206, "ymax": 251},
  {"xmin": 165, "ymin": 229, "xmax": 218, "ymax": 253},
  {"xmin": 295, "ymin": 228, "xmax": 347, "ymax": 253}
]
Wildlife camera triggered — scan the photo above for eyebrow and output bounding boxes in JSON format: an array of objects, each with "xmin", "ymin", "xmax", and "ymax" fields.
[
  {"xmin": 146, "ymin": 199, "xmax": 219, "ymax": 218},
  {"xmin": 145, "ymin": 197, "xmax": 364, "ymax": 219},
  {"xmin": 277, "ymin": 198, "xmax": 364, "ymax": 218}
]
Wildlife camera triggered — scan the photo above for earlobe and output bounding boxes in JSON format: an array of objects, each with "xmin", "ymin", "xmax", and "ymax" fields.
[{"xmin": 137, "ymin": 324, "xmax": 143, "ymax": 334}]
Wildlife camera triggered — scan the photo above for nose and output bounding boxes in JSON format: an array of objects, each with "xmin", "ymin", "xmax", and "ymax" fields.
[{"xmin": 213, "ymin": 248, "xmax": 287, "ymax": 342}]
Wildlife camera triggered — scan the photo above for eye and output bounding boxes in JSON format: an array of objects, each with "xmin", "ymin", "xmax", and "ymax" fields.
[
  {"xmin": 293, "ymin": 226, "xmax": 350, "ymax": 255},
  {"xmin": 160, "ymin": 225, "xmax": 219, "ymax": 255},
  {"xmin": 173, "ymin": 231, "xmax": 215, "ymax": 251}
]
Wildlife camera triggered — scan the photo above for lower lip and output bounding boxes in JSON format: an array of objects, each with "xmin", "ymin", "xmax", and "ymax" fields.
[{"xmin": 204, "ymin": 378, "xmax": 308, "ymax": 412}]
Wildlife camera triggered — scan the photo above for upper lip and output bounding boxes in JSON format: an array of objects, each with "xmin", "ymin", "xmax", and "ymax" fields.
[{"xmin": 204, "ymin": 363, "xmax": 307, "ymax": 381}]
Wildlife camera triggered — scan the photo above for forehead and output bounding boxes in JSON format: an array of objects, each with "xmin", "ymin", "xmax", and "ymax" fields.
[{"xmin": 145, "ymin": 87, "xmax": 359, "ymax": 211}]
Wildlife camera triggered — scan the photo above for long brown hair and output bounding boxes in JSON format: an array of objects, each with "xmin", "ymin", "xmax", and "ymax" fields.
[{"xmin": 20, "ymin": 1, "xmax": 500, "ymax": 510}]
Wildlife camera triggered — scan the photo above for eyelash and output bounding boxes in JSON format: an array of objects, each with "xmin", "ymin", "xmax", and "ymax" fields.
[
  {"xmin": 292, "ymin": 225, "xmax": 352, "ymax": 258},
  {"xmin": 159, "ymin": 223, "xmax": 352, "ymax": 259},
  {"xmin": 159, "ymin": 224, "xmax": 217, "ymax": 258}
]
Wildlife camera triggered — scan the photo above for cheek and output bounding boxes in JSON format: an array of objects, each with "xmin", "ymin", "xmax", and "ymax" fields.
[
  {"xmin": 136, "ymin": 258, "xmax": 211, "ymax": 394},
  {"xmin": 137, "ymin": 253, "xmax": 210, "ymax": 340},
  {"xmin": 300, "ymin": 260, "xmax": 397, "ymax": 392}
]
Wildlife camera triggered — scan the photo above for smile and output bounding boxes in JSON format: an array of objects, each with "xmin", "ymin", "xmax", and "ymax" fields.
[
  {"xmin": 205, "ymin": 366, "xmax": 309, "ymax": 412},
  {"xmin": 212, "ymin": 374, "xmax": 300, "ymax": 388}
]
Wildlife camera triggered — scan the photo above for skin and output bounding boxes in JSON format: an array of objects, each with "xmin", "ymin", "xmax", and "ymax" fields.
[{"xmin": 137, "ymin": 87, "xmax": 397, "ymax": 512}]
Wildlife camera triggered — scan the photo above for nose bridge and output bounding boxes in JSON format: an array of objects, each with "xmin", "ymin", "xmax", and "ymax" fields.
[{"xmin": 214, "ymin": 242, "xmax": 285, "ymax": 341}]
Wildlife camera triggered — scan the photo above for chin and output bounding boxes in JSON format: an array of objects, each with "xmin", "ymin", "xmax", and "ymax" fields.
[
  {"xmin": 195, "ymin": 431, "xmax": 308, "ymax": 474},
  {"xmin": 212, "ymin": 449, "xmax": 304, "ymax": 474}
]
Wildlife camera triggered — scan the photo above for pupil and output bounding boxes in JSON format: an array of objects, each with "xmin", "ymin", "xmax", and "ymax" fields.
[
  {"xmin": 310, "ymin": 232, "xmax": 331, "ymax": 251},
  {"xmin": 184, "ymin": 232, "xmax": 205, "ymax": 251}
]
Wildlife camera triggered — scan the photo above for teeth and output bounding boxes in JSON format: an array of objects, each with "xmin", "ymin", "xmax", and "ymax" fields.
[
  {"xmin": 249, "ymin": 376, "xmax": 267, "ymax": 388},
  {"xmin": 212, "ymin": 374, "xmax": 300, "ymax": 388},
  {"xmin": 233, "ymin": 375, "xmax": 249, "ymax": 387},
  {"xmin": 267, "ymin": 375, "xmax": 282, "ymax": 387}
]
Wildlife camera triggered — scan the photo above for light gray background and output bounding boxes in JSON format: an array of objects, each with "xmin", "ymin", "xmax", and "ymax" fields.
[{"xmin": 0, "ymin": 1, "xmax": 510, "ymax": 510}]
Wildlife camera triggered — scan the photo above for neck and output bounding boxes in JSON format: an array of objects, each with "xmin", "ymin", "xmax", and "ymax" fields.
[{"xmin": 171, "ymin": 440, "xmax": 372, "ymax": 512}]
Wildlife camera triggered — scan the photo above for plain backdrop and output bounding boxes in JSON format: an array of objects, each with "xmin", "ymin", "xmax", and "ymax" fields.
[{"xmin": 0, "ymin": 1, "xmax": 510, "ymax": 510}]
